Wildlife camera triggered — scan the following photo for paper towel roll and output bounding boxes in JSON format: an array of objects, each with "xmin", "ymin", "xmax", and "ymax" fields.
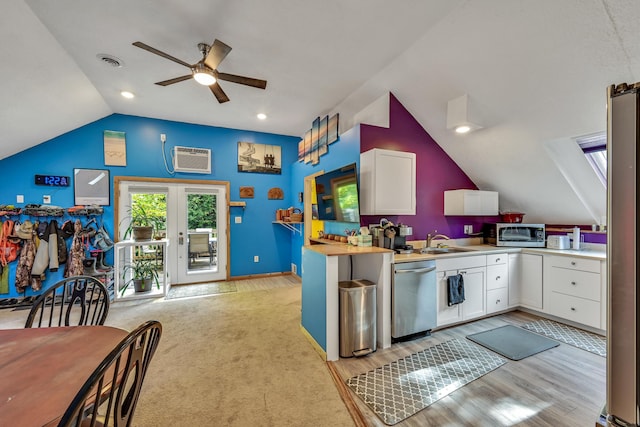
[{"xmin": 573, "ymin": 227, "xmax": 581, "ymax": 250}]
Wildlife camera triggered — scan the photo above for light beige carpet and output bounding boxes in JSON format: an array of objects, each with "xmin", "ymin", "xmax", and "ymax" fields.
[
  {"xmin": 0, "ymin": 280, "xmax": 354, "ymax": 427},
  {"xmin": 104, "ymin": 283, "xmax": 354, "ymax": 427}
]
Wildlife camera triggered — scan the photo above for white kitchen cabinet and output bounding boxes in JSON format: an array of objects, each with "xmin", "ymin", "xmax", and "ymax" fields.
[
  {"xmin": 359, "ymin": 148, "xmax": 416, "ymax": 215},
  {"xmin": 520, "ymin": 253, "xmax": 543, "ymax": 309},
  {"xmin": 436, "ymin": 255, "xmax": 487, "ymax": 327},
  {"xmin": 543, "ymin": 255, "xmax": 604, "ymax": 329},
  {"xmin": 444, "ymin": 189, "xmax": 498, "ymax": 216},
  {"xmin": 486, "ymin": 253, "xmax": 508, "ymax": 313},
  {"xmin": 508, "ymin": 253, "xmax": 521, "ymax": 306}
]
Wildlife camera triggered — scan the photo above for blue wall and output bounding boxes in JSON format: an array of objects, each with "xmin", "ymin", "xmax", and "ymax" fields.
[
  {"xmin": 0, "ymin": 114, "xmax": 299, "ymax": 298},
  {"xmin": 289, "ymin": 125, "xmax": 362, "ymax": 273}
]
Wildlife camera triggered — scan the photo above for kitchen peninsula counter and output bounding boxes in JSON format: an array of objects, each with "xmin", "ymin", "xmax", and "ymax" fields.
[{"xmin": 301, "ymin": 243, "xmax": 393, "ymax": 361}]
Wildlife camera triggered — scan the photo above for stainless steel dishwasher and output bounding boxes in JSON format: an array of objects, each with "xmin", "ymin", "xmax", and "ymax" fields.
[{"xmin": 392, "ymin": 260, "xmax": 437, "ymax": 341}]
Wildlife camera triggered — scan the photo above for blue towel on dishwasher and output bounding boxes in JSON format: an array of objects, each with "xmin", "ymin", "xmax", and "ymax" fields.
[{"xmin": 447, "ymin": 274, "xmax": 465, "ymax": 306}]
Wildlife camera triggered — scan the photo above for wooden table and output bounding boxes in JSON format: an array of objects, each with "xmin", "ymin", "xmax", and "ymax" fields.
[{"xmin": 0, "ymin": 326, "xmax": 128, "ymax": 426}]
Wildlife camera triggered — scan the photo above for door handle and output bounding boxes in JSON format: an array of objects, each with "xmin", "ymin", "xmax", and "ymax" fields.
[
  {"xmin": 395, "ymin": 266, "xmax": 436, "ymax": 274},
  {"xmin": 178, "ymin": 232, "xmax": 184, "ymax": 245}
]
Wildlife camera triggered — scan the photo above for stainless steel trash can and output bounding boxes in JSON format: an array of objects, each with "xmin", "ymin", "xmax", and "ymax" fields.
[{"xmin": 339, "ymin": 279, "xmax": 377, "ymax": 358}]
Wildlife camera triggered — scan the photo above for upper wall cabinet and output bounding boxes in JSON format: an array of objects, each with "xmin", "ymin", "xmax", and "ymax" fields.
[
  {"xmin": 360, "ymin": 148, "xmax": 416, "ymax": 215},
  {"xmin": 444, "ymin": 189, "xmax": 498, "ymax": 216}
]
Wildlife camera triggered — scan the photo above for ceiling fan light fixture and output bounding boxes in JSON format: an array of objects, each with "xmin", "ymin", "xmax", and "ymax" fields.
[{"xmin": 193, "ymin": 64, "xmax": 216, "ymax": 86}]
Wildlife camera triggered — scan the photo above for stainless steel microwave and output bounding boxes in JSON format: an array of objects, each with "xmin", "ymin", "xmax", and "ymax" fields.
[{"xmin": 484, "ymin": 223, "xmax": 546, "ymax": 247}]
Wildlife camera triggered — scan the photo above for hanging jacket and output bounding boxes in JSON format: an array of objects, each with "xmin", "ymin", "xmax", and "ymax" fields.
[
  {"xmin": 31, "ymin": 221, "xmax": 49, "ymax": 277},
  {"xmin": 15, "ymin": 237, "xmax": 37, "ymax": 293},
  {"xmin": 64, "ymin": 220, "xmax": 85, "ymax": 278},
  {"xmin": 47, "ymin": 220, "xmax": 60, "ymax": 272}
]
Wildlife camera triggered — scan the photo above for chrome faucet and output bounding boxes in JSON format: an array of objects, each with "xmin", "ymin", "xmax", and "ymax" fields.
[{"xmin": 427, "ymin": 232, "xmax": 451, "ymax": 248}]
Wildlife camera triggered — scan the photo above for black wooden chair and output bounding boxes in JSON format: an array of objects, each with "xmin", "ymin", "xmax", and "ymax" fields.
[
  {"xmin": 58, "ymin": 320, "xmax": 163, "ymax": 427},
  {"xmin": 25, "ymin": 275, "xmax": 110, "ymax": 328}
]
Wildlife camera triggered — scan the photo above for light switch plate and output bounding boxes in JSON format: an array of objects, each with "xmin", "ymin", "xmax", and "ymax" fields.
[
  {"xmin": 235, "ymin": 216, "xmax": 242, "ymax": 224},
  {"xmin": 16, "ymin": 195, "xmax": 24, "ymax": 203},
  {"xmin": 43, "ymin": 195, "xmax": 51, "ymax": 204}
]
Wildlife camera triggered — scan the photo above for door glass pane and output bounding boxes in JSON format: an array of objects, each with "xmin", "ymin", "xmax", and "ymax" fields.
[{"xmin": 187, "ymin": 193, "xmax": 217, "ymax": 272}]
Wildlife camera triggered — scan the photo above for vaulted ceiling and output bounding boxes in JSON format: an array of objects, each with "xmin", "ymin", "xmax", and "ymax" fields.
[{"xmin": 2, "ymin": 1, "xmax": 638, "ymax": 223}]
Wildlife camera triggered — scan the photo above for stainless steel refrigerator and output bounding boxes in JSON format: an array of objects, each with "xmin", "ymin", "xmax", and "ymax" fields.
[{"xmin": 607, "ymin": 82, "xmax": 640, "ymax": 426}]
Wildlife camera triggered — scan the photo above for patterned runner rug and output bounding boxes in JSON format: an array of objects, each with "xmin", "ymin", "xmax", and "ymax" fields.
[
  {"xmin": 521, "ymin": 319, "xmax": 606, "ymax": 357},
  {"xmin": 166, "ymin": 282, "xmax": 237, "ymax": 300},
  {"xmin": 346, "ymin": 338, "xmax": 506, "ymax": 425}
]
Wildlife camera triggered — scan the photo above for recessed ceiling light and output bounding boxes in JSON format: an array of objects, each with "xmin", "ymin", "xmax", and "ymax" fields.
[
  {"xmin": 120, "ymin": 91, "xmax": 135, "ymax": 99},
  {"xmin": 455, "ymin": 125, "xmax": 471, "ymax": 134},
  {"xmin": 257, "ymin": 113, "xmax": 267, "ymax": 120}
]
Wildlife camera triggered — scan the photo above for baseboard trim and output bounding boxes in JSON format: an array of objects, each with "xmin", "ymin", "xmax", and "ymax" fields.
[
  {"xmin": 228, "ymin": 271, "xmax": 293, "ymax": 281},
  {"xmin": 326, "ymin": 361, "xmax": 368, "ymax": 427},
  {"xmin": 300, "ymin": 325, "xmax": 326, "ymax": 361}
]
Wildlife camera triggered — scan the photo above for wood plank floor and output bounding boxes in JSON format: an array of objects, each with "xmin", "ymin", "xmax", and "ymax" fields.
[{"xmin": 331, "ymin": 311, "xmax": 606, "ymax": 427}]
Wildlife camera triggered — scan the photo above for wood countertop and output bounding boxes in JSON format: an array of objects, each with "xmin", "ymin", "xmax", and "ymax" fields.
[{"xmin": 305, "ymin": 242, "xmax": 393, "ymax": 256}]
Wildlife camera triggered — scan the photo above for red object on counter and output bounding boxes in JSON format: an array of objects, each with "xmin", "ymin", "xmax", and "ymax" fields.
[{"xmin": 501, "ymin": 212, "xmax": 525, "ymax": 223}]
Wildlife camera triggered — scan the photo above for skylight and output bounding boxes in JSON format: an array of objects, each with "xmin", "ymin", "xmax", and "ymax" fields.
[{"xmin": 576, "ymin": 132, "xmax": 607, "ymax": 186}]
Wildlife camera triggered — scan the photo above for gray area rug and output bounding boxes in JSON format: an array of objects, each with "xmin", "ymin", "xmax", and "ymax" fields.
[
  {"xmin": 466, "ymin": 325, "xmax": 559, "ymax": 360},
  {"xmin": 166, "ymin": 282, "xmax": 237, "ymax": 299},
  {"xmin": 521, "ymin": 318, "xmax": 606, "ymax": 357},
  {"xmin": 346, "ymin": 338, "xmax": 506, "ymax": 425}
]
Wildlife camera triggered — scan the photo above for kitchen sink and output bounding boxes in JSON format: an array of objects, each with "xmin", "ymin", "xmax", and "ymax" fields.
[{"xmin": 415, "ymin": 247, "xmax": 474, "ymax": 254}]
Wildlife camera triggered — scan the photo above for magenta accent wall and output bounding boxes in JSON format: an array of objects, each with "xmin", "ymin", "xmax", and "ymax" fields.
[{"xmin": 359, "ymin": 93, "xmax": 500, "ymax": 240}]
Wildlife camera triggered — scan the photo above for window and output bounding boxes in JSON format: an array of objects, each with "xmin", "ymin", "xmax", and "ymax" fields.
[{"xmin": 577, "ymin": 132, "xmax": 607, "ymax": 186}]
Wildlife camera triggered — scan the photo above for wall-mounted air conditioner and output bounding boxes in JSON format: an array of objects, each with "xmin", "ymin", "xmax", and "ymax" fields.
[{"xmin": 173, "ymin": 146, "xmax": 211, "ymax": 174}]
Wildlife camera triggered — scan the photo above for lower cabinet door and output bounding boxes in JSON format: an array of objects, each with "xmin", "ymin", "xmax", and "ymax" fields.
[
  {"xmin": 436, "ymin": 271, "xmax": 462, "ymax": 326},
  {"xmin": 461, "ymin": 267, "xmax": 486, "ymax": 320}
]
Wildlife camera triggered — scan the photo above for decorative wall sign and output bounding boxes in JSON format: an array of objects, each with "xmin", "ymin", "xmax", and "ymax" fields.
[
  {"xmin": 74, "ymin": 168, "xmax": 110, "ymax": 206},
  {"xmin": 304, "ymin": 130, "xmax": 312, "ymax": 164},
  {"xmin": 268, "ymin": 188, "xmax": 284, "ymax": 200},
  {"xmin": 239, "ymin": 186, "xmax": 254, "ymax": 198},
  {"xmin": 103, "ymin": 130, "xmax": 127, "ymax": 166},
  {"xmin": 328, "ymin": 113, "xmax": 339, "ymax": 144},
  {"xmin": 311, "ymin": 117, "xmax": 320, "ymax": 165},
  {"xmin": 319, "ymin": 115, "xmax": 328, "ymax": 156},
  {"xmin": 237, "ymin": 142, "xmax": 281, "ymax": 174}
]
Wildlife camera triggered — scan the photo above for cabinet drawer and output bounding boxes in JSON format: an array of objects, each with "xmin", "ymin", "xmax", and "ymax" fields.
[
  {"xmin": 436, "ymin": 255, "xmax": 486, "ymax": 272},
  {"xmin": 486, "ymin": 264, "xmax": 508, "ymax": 290},
  {"xmin": 546, "ymin": 292, "xmax": 601, "ymax": 329},
  {"xmin": 546, "ymin": 255, "xmax": 600, "ymax": 273},
  {"xmin": 487, "ymin": 288, "xmax": 508, "ymax": 313},
  {"xmin": 486, "ymin": 253, "xmax": 507, "ymax": 266},
  {"xmin": 548, "ymin": 267, "xmax": 600, "ymax": 301}
]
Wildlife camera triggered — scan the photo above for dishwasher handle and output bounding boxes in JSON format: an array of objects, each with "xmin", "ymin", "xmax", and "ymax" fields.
[{"xmin": 395, "ymin": 266, "xmax": 436, "ymax": 274}]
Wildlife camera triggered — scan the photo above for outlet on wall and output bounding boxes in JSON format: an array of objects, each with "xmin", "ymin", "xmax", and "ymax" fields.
[
  {"xmin": 254, "ymin": 255, "xmax": 259, "ymax": 263},
  {"xmin": 464, "ymin": 225, "xmax": 473, "ymax": 234}
]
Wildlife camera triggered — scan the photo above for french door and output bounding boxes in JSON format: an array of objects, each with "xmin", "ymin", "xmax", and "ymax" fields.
[{"xmin": 116, "ymin": 179, "xmax": 228, "ymax": 286}]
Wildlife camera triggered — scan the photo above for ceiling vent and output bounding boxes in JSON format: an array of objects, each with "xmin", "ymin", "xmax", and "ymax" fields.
[
  {"xmin": 96, "ymin": 54, "xmax": 124, "ymax": 68},
  {"xmin": 173, "ymin": 146, "xmax": 211, "ymax": 174}
]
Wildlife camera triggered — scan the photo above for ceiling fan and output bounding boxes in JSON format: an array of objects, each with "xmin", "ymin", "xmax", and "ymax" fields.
[{"xmin": 132, "ymin": 39, "xmax": 267, "ymax": 103}]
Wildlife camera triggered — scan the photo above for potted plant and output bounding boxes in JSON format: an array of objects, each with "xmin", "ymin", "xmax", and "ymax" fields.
[
  {"xmin": 122, "ymin": 205, "xmax": 157, "ymax": 241},
  {"xmin": 120, "ymin": 258, "xmax": 160, "ymax": 294}
]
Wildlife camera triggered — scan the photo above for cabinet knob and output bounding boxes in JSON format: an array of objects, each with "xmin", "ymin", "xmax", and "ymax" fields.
[
  {"xmin": 571, "ymin": 307, "xmax": 576, "ymax": 311},
  {"xmin": 571, "ymin": 261, "xmax": 576, "ymax": 266},
  {"xmin": 571, "ymin": 281, "xmax": 576, "ymax": 286},
  {"xmin": 496, "ymin": 299, "xmax": 501, "ymax": 304},
  {"xmin": 496, "ymin": 258, "xmax": 501, "ymax": 263},
  {"xmin": 496, "ymin": 276, "xmax": 501, "ymax": 281}
]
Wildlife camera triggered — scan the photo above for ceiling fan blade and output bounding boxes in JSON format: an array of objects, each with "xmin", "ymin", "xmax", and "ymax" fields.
[
  {"xmin": 209, "ymin": 83, "xmax": 230, "ymax": 103},
  {"xmin": 216, "ymin": 72, "xmax": 267, "ymax": 89},
  {"xmin": 155, "ymin": 74, "xmax": 193, "ymax": 86},
  {"xmin": 204, "ymin": 39, "xmax": 232, "ymax": 70},
  {"xmin": 132, "ymin": 41, "xmax": 192, "ymax": 68}
]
